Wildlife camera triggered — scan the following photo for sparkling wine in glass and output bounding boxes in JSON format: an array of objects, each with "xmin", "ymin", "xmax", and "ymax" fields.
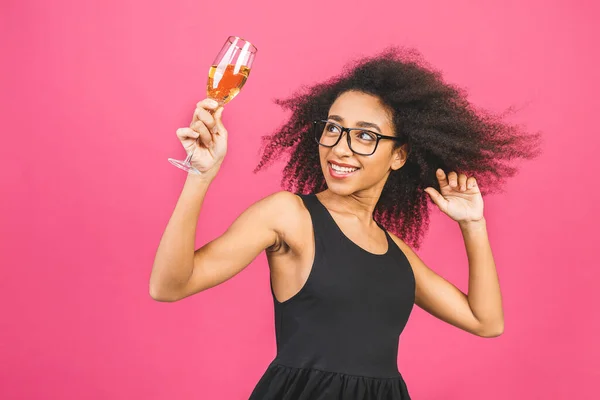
[{"xmin": 168, "ymin": 36, "xmax": 257, "ymax": 174}]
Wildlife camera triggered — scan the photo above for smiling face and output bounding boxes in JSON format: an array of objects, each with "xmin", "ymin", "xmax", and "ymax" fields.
[{"xmin": 318, "ymin": 90, "xmax": 408, "ymax": 197}]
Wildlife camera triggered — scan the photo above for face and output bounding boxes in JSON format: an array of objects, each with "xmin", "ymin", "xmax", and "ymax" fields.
[{"xmin": 318, "ymin": 91, "xmax": 407, "ymax": 197}]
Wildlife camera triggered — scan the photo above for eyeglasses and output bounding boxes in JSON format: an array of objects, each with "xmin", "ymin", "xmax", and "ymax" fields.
[{"xmin": 313, "ymin": 120, "xmax": 406, "ymax": 156}]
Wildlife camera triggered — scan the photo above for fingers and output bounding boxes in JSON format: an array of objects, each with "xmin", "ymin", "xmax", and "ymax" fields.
[
  {"xmin": 213, "ymin": 107, "xmax": 227, "ymax": 138},
  {"xmin": 197, "ymin": 98, "xmax": 220, "ymax": 109},
  {"xmin": 196, "ymin": 124, "xmax": 214, "ymax": 148},
  {"xmin": 176, "ymin": 127, "xmax": 199, "ymax": 141},
  {"xmin": 191, "ymin": 99, "xmax": 220, "ymax": 124},
  {"xmin": 436, "ymin": 169, "xmax": 449, "ymax": 189},
  {"xmin": 467, "ymin": 177, "xmax": 477, "ymax": 190},
  {"xmin": 192, "ymin": 107, "xmax": 217, "ymax": 133},
  {"xmin": 190, "ymin": 119, "xmax": 212, "ymax": 141},
  {"xmin": 178, "ymin": 123, "xmax": 213, "ymax": 149},
  {"xmin": 194, "ymin": 98, "xmax": 219, "ymax": 113},
  {"xmin": 447, "ymin": 171, "xmax": 458, "ymax": 189},
  {"xmin": 424, "ymin": 186, "xmax": 448, "ymax": 211},
  {"xmin": 188, "ymin": 99, "xmax": 224, "ymax": 148},
  {"xmin": 435, "ymin": 168, "xmax": 478, "ymax": 192},
  {"xmin": 178, "ymin": 99, "xmax": 227, "ymax": 150},
  {"xmin": 457, "ymin": 174, "xmax": 467, "ymax": 191}
]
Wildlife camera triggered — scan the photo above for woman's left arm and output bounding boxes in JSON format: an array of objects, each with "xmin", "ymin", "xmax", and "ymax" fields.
[
  {"xmin": 392, "ymin": 169, "xmax": 504, "ymax": 338},
  {"xmin": 459, "ymin": 218, "xmax": 504, "ymax": 336}
]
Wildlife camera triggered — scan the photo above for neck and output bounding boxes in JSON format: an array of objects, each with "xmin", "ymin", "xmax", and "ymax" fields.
[{"xmin": 317, "ymin": 188, "xmax": 382, "ymax": 225}]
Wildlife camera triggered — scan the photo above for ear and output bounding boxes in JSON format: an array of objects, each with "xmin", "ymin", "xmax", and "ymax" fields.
[{"xmin": 391, "ymin": 144, "xmax": 408, "ymax": 171}]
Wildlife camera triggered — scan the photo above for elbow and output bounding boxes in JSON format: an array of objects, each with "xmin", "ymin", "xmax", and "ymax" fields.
[
  {"xmin": 478, "ymin": 321, "xmax": 504, "ymax": 338},
  {"xmin": 149, "ymin": 283, "xmax": 182, "ymax": 302}
]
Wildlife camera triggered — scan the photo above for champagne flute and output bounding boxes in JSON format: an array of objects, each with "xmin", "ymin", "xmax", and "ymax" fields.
[{"xmin": 168, "ymin": 36, "xmax": 257, "ymax": 174}]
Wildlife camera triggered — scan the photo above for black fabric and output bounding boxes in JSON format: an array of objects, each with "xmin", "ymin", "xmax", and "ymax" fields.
[{"xmin": 249, "ymin": 194, "xmax": 415, "ymax": 399}]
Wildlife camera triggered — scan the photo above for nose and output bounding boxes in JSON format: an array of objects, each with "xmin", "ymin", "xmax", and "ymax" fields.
[{"xmin": 332, "ymin": 131, "xmax": 353, "ymax": 157}]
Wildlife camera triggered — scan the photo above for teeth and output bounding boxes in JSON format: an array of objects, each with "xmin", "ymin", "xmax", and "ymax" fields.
[{"xmin": 330, "ymin": 163, "xmax": 358, "ymax": 173}]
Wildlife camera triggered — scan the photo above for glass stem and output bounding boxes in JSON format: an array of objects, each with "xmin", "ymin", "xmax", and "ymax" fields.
[{"xmin": 183, "ymin": 147, "xmax": 195, "ymax": 166}]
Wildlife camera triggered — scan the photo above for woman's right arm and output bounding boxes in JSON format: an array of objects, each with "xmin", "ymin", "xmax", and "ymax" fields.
[
  {"xmin": 149, "ymin": 176, "xmax": 293, "ymax": 302},
  {"xmin": 149, "ymin": 99, "xmax": 294, "ymax": 302}
]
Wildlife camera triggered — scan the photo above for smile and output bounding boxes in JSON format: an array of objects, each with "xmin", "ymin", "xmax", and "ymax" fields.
[{"xmin": 328, "ymin": 162, "xmax": 359, "ymax": 178}]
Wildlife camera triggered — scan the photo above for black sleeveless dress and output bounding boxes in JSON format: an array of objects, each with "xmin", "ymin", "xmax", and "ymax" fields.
[{"xmin": 249, "ymin": 194, "xmax": 415, "ymax": 399}]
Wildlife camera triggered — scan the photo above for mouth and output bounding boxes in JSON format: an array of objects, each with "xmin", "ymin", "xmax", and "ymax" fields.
[{"xmin": 327, "ymin": 161, "xmax": 360, "ymax": 179}]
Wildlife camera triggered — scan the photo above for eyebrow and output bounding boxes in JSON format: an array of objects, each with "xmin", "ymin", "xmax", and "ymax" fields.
[{"xmin": 327, "ymin": 114, "xmax": 382, "ymax": 133}]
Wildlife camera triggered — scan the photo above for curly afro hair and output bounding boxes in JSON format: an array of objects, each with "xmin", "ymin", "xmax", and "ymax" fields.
[{"xmin": 254, "ymin": 47, "xmax": 542, "ymax": 250}]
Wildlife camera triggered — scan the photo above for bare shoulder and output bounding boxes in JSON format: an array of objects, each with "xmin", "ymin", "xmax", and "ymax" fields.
[
  {"xmin": 256, "ymin": 190, "xmax": 305, "ymax": 224},
  {"xmin": 172, "ymin": 190, "xmax": 306, "ymax": 299},
  {"xmin": 387, "ymin": 230, "xmax": 444, "ymax": 300},
  {"xmin": 386, "ymin": 230, "xmax": 434, "ymax": 281},
  {"xmin": 260, "ymin": 190, "xmax": 309, "ymax": 250},
  {"xmin": 387, "ymin": 231, "xmax": 419, "ymax": 262},
  {"xmin": 261, "ymin": 190, "xmax": 303, "ymax": 208}
]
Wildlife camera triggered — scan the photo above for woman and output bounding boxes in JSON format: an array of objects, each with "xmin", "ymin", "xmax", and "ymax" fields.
[{"xmin": 150, "ymin": 48, "xmax": 541, "ymax": 399}]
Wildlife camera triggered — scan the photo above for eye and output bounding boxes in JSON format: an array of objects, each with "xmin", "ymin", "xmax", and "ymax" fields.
[
  {"xmin": 325, "ymin": 122, "xmax": 341, "ymax": 134},
  {"xmin": 356, "ymin": 130, "xmax": 377, "ymax": 141}
]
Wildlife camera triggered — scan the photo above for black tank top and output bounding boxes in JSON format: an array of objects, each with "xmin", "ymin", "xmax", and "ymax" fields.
[{"xmin": 249, "ymin": 193, "xmax": 415, "ymax": 399}]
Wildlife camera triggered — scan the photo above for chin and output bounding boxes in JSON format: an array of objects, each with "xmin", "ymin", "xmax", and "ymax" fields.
[
  {"xmin": 324, "ymin": 182, "xmax": 356, "ymax": 196},
  {"xmin": 320, "ymin": 161, "xmax": 371, "ymax": 196},
  {"xmin": 322, "ymin": 172, "xmax": 361, "ymax": 196}
]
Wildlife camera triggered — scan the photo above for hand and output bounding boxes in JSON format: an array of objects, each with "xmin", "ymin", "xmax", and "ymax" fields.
[
  {"xmin": 424, "ymin": 169, "xmax": 484, "ymax": 224},
  {"xmin": 175, "ymin": 99, "xmax": 228, "ymax": 177}
]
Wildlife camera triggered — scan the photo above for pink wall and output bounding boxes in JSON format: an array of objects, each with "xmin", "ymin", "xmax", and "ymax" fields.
[{"xmin": 1, "ymin": 0, "xmax": 598, "ymax": 398}]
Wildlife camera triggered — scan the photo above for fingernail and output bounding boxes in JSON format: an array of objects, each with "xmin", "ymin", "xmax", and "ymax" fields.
[{"xmin": 209, "ymin": 99, "xmax": 219, "ymax": 107}]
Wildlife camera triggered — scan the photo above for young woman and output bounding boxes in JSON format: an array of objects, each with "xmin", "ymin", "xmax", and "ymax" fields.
[{"xmin": 150, "ymin": 48, "xmax": 541, "ymax": 399}]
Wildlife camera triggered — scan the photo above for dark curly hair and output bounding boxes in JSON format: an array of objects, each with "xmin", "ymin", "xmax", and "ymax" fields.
[{"xmin": 254, "ymin": 47, "xmax": 542, "ymax": 250}]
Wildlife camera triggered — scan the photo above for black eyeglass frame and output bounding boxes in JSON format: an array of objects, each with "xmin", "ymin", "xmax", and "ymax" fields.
[{"xmin": 312, "ymin": 119, "xmax": 407, "ymax": 156}]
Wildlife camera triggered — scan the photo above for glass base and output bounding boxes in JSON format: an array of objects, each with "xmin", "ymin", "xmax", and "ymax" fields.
[{"xmin": 168, "ymin": 158, "xmax": 201, "ymax": 175}]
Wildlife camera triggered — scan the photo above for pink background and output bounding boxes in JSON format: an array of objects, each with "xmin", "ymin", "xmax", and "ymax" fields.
[{"xmin": 1, "ymin": 0, "xmax": 598, "ymax": 398}]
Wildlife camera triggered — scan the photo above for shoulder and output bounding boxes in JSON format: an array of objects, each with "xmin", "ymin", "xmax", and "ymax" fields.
[
  {"xmin": 256, "ymin": 190, "xmax": 304, "ymax": 213},
  {"xmin": 386, "ymin": 231, "xmax": 412, "ymax": 255},
  {"xmin": 252, "ymin": 190, "xmax": 307, "ymax": 229},
  {"xmin": 255, "ymin": 191, "xmax": 311, "ymax": 253},
  {"xmin": 387, "ymin": 231, "xmax": 436, "ymax": 288},
  {"xmin": 386, "ymin": 231, "xmax": 422, "ymax": 266}
]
